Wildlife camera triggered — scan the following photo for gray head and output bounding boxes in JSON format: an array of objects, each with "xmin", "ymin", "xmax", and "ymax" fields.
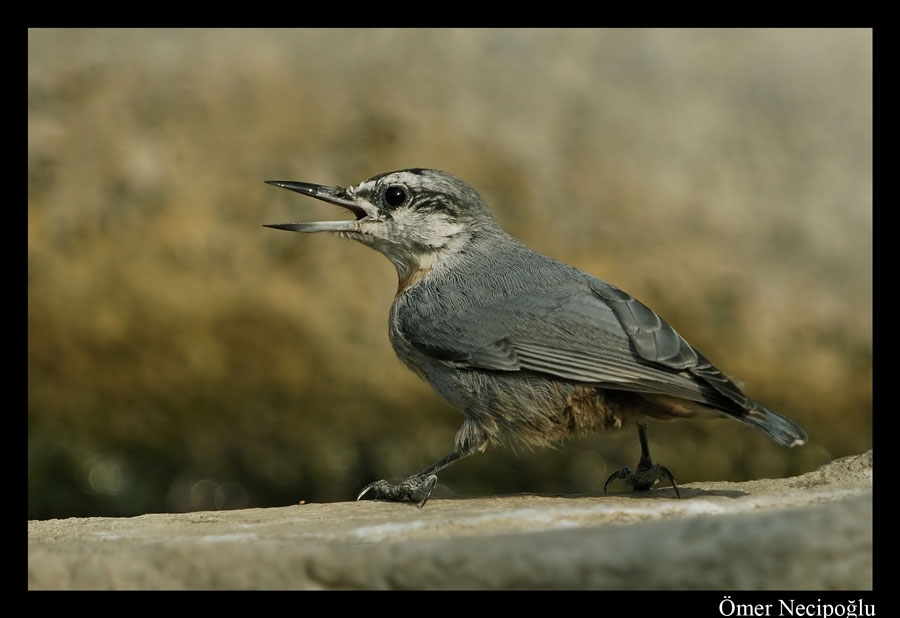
[{"xmin": 266, "ymin": 168, "xmax": 499, "ymax": 285}]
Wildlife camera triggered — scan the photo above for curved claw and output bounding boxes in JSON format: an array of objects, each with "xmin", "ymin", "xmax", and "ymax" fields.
[
  {"xmin": 603, "ymin": 464, "xmax": 681, "ymax": 498},
  {"xmin": 356, "ymin": 474, "xmax": 439, "ymax": 508},
  {"xmin": 604, "ymin": 466, "xmax": 633, "ymax": 494},
  {"xmin": 356, "ymin": 481, "xmax": 380, "ymax": 502},
  {"xmin": 605, "ymin": 423, "xmax": 681, "ymax": 498},
  {"xmin": 655, "ymin": 465, "xmax": 681, "ymax": 499}
]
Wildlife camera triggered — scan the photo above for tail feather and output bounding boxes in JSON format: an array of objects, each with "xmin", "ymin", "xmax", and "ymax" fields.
[
  {"xmin": 687, "ymin": 357, "xmax": 807, "ymax": 448},
  {"xmin": 739, "ymin": 404, "xmax": 808, "ymax": 447}
]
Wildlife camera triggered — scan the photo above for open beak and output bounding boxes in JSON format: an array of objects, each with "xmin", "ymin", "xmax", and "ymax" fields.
[{"xmin": 264, "ymin": 180, "xmax": 376, "ymax": 233}]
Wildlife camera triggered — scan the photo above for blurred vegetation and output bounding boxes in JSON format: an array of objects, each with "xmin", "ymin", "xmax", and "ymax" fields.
[{"xmin": 28, "ymin": 29, "xmax": 871, "ymax": 519}]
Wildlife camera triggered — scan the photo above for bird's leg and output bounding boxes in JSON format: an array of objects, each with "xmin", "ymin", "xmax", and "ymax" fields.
[
  {"xmin": 357, "ymin": 451, "xmax": 463, "ymax": 508},
  {"xmin": 604, "ymin": 423, "xmax": 681, "ymax": 498}
]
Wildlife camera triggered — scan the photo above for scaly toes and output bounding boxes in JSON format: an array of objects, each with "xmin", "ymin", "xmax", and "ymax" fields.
[
  {"xmin": 604, "ymin": 464, "xmax": 681, "ymax": 498},
  {"xmin": 357, "ymin": 474, "xmax": 439, "ymax": 507}
]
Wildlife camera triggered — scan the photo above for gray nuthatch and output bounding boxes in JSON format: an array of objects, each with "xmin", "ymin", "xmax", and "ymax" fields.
[{"xmin": 265, "ymin": 168, "xmax": 807, "ymax": 506}]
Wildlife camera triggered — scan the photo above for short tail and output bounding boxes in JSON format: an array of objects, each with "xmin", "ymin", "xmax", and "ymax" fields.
[
  {"xmin": 739, "ymin": 404, "xmax": 808, "ymax": 447},
  {"xmin": 685, "ymin": 355, "xmax": 807, "ymax": 448}
]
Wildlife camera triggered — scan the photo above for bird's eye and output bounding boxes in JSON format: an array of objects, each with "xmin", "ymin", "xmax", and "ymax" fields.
[{"xmin": 384, "ymin": 185, "xmax": 408, "ymax": 208}]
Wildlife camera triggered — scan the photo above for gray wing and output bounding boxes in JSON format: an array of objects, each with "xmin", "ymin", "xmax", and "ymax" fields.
[
  {"xmin": 396, "ymin": 257, "xmax": 807, "ymax": 447},
  {"xmin": 398, "ymin": 272, "xmax": 743, "ymax": 408}
]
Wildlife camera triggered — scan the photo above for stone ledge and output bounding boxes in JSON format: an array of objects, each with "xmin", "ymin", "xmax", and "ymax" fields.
[{"xmin": 27, "ymin": 451, "xmax": 872, "ymax": 590}]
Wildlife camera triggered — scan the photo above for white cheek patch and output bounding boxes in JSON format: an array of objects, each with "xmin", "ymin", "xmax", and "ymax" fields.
[{"xmin": 421, "ymin": 216, "xmax": 465, "ymax": 248}]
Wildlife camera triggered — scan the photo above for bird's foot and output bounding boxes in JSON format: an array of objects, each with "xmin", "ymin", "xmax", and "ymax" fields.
[
  {"xmin": 604, "ymin": 463, "xmax": 681, "ymax": 498},
  {"xmin": 357, "ymin": 473, "xmax": 439, "ymax": 508}
]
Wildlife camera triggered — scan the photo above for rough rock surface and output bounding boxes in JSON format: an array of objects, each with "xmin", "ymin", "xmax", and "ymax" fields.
[{"xmin": 28, "ymin": 451, "xmax": 873, "ymax": 590}]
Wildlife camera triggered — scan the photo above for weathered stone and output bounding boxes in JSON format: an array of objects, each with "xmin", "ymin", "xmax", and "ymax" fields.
[{"xmin": 27, "ymin": 451, "xmax": 872, "ymax": 590}]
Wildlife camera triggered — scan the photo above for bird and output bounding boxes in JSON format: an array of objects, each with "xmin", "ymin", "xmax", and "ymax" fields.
[{"xmin": 264, "ymin": 168, "xmax": 807, "ymax": 506}]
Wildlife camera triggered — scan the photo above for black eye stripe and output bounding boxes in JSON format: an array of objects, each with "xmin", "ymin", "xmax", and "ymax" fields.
[
  {"xmin": 416, "ymin": 198, "xmax": 453, "ymax": 216},
  {"xmin": 380, "ymin": 183, "xmax": 457, "ymax": 218}
]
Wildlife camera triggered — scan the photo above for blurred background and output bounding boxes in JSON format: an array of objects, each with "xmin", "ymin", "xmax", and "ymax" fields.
[{"xmin": 28, "ymin": 29, "xmax": 872, "ymax": 519}]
